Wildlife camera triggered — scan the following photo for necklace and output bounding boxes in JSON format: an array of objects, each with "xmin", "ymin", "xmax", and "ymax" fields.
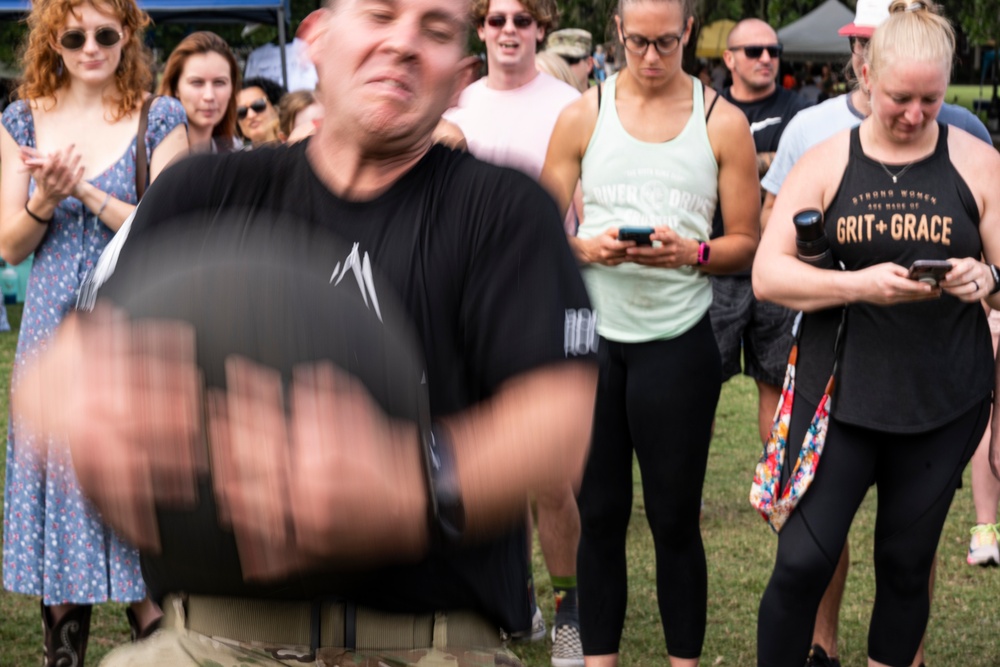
[{"xmin": 876, "ymin": 158, "xmax": 917, "ymax": 184}]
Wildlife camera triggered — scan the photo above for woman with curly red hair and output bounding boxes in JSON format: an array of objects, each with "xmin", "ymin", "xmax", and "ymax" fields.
[{"xmin": 0, "ymin": 0, "xmax": 187, "ymax": 663}]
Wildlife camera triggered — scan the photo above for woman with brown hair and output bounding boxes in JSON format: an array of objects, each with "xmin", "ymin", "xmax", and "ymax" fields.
[
  {"xmin": 0, "ymin": 0, "xmax": 187, "ymax": 663},
  {"xmin": 159, "ymin": 30, "xmax": 241, "ymax": 153},
  {"xmin": 542, "ymin": 0, "xmax": 759, "ymax": 663},
  {"xmin": 236, "ymin": 76, "xmax": 285, "ymax": 147}
]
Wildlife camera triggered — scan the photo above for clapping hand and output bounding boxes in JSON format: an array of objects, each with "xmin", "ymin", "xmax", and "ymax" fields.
[{"xmin": 19, "ymin": 145, "xmax": 85, "ymax": 204}]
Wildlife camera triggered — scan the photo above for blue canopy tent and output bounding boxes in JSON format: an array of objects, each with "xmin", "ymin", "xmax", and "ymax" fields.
[{"xmin": 0, "ymin": 0, "xmax": 294, "ymax": 87}]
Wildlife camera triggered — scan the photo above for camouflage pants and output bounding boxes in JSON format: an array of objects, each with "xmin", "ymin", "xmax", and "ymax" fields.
[{"xmin": 100, "ymin": 596, "xmax": 525, "ymax": 667}]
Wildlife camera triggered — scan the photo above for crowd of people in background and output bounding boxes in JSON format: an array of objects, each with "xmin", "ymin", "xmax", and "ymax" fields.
[{"xmin": 1, "ymin": 0, "xmax": 999, "ymax": 666}]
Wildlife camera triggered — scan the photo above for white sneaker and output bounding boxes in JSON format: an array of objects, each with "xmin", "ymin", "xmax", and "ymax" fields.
[
  {"xmin": 551, "ymin": 622, "xmax": 584, "ymax": 667},
  {"xmin": 511, "ymin": 607, "xmax": 546, "ymax": 642},
  {"xmin": 967, "ymin": 523, "xmax": 1000, "ymax": 566}
]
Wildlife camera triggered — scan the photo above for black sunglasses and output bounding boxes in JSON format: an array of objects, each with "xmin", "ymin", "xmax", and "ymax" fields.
[
  {"xmin": 729, "ymin": 44, "xmax": 783, "ymax": 59},
  {"xmin": 849, "ymin": 36, "xmax": 869, "ymax": 54},
  {"xmin": 484, "ymin": 13, "xmax": 535, "ymax": 29},
  {"xmin": 59, "ymin": 27, "xmax": 123, "ymax": 50},
  {"xmin": 236, "ymin": 98, "xmax": 269, "ymax": 120}
]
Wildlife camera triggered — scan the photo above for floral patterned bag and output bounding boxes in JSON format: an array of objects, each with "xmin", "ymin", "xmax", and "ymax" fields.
[{"xmin": 749, "ymin": 309, "xmax": 846, "ymax": 533}]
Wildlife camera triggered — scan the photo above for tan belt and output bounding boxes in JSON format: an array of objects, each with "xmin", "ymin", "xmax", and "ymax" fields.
[{"xmin": 163, "ymin": 593, "xmax": 504, "ymax": 652}]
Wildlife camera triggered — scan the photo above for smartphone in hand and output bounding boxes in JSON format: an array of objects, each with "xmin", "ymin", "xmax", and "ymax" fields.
[
  {"xmin": 617, "ymin": 226, "xmax": 654, "ymax": 246},
  {"xmin": 907, "ymin": 259, "xmax": 952, "ymax": 287}
]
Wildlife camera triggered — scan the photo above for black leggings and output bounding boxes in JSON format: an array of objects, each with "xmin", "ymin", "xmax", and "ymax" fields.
[
  {"xmin": 757, "ymin": 392, "xmax": 990, "ymax": 667},
  {"xmin": 577, "ymin": 316, "xmax": 721, "ymax": 659}
]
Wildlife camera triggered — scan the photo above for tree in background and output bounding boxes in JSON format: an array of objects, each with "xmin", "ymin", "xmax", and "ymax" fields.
[
  {"xmin": 548, "ymin": 0, "xmax": 842, "ymax": 74},
  {"xmin": 0, "ymin": 0, "xmax": 988, "ymax": 101},
  {"xmin": 953, "ymin": 0, "xmax": 999, "ymax": 129}
]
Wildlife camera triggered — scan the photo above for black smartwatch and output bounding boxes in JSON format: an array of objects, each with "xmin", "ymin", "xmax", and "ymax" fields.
[
  {"xmin": 989, "ymin": 264, "xmax": 1000, "ymax": 296},
  {"xmin": 423, "ymin": 423, "xmax": 465, "ymax": 550}
]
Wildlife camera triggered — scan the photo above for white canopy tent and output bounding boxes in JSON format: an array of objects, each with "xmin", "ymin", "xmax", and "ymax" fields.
[{"xmin": 777, "ymin": 0, "xmax": 854, "ymax": 63}]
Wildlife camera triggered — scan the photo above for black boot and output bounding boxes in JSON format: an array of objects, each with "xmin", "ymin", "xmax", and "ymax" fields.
[
  {"xmin": 41, "ymin": 602, "xmax": 92, "ymax": 667},
  {"xmin": 125, "ymin": 606, "xmax": 162, "ymax": 642}
]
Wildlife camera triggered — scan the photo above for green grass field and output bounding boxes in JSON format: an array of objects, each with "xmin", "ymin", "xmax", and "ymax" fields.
[
  {"xmin": 0, "ymin": 304, "xmax": 998, "ymax": 665},
  {"xmin": 947, "ymin": 84, "xmax": 997, "ymax": 119}
]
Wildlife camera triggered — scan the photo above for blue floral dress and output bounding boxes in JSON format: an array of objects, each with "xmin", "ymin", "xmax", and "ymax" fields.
[{"xmin": 2, "ymin": 96, "xmax": 187, "ymax": 604}]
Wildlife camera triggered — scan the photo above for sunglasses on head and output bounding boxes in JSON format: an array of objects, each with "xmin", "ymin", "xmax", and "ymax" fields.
[
  {"xmin": 59, "ymin": 27, "xmax": 122, "ymax": 50},
  {"xmin": 730, "ymin": 44, "xmax": 783, "ymax": 59},
  {"xmin": 484, "ymin": 13, "xmax": 535, "ymax": 29},
  {"xmin": 237, "ymin": 98, "xmax": 268, "ymax": 120}
]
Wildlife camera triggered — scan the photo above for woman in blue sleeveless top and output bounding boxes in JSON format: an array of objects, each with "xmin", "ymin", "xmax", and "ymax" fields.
[{"xmin": 0, "ymin": 0, "xmax": 188, "ymax": 662}]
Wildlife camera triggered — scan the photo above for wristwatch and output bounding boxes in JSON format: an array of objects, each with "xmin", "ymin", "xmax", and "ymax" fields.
[
  {"xmin": 696, "ymin": 241, "xmax": 711, "ymax": 266},
  {"xmin": 989, "ymin": 264, "xmax": 1000, "ymax": 295},
  {"xmin": 425, "ymin": 423, "xmax": 465, "ymax": 550}
]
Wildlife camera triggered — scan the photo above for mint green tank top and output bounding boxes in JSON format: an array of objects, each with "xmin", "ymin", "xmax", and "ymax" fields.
[{"xmin": 579, "ymin": 74, "xmax": 719, "ymax": 343}]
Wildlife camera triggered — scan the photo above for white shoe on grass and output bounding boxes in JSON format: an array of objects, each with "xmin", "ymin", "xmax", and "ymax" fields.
[
  {"xmin": 511, "ymin": 607, "xmax": 546, "ymax": 642},
  {"xmin": 967, "ymin": 523, "xmax": 1000, "ymax": 566}
]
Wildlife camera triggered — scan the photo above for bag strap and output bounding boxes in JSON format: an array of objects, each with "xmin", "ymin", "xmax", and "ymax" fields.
[
  {"xmin": 825, "ymin": 307, "xmax": 848, "ymax": 394},
  {"xmin": 791, "ymin": 306, "xmax": 847, "ymax": 395},
  {"xmin": 705, "ymin": 87, "xmax": 721, "ymax": 122},
  {"xmin": 135, "ymin": 95, "xmax": 156, "ymax": 201}
]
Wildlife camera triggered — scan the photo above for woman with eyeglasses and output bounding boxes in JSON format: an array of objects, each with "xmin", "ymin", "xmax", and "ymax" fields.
[
  {"xmin": 159, "ymin": 31, "xmax": 242, "ymax": 153},
  {"xmin": 237, "ymin": 76, "xmax": 286, "ymax": 148},
  {"xmin": 0, "ymin": 0, "xmax": 187, "ymax": 663},
  {"xmin": 540, "ymin": 0, "xmax": 759, "ymax": 664}
]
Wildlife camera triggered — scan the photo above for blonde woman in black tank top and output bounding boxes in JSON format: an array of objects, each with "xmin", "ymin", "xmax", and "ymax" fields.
[{"xmin": 752, "ymin": 3, "xmax": 1000, "ymax": 666}]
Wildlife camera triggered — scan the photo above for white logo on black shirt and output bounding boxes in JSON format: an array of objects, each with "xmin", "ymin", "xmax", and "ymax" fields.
[
  {"xmin": 749, "ymin": 117, "xmax": 782, "ymax": 135},
  {"xmin": 331, "ymin": 242, "xmax": 383, "ymax": 322},
  {"xmin": 565, "ymin": 308, "xmax": 598, "ymax": 357}
]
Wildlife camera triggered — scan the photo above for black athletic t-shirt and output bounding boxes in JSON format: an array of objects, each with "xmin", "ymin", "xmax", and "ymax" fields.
[
  {"xmin": 796, "ymin": 124, "xmax": 993, "ymax": 433},
  {"xmin": 722, "ymin": 86, "xmax": 811, "ymax": 155},
  {"xmin": 97, "ymin": 140, "xmax": 595, "ymax": 632},
  {"xmin": 710, "ymin": 87, "xmax": 810, "ymax": 265}
]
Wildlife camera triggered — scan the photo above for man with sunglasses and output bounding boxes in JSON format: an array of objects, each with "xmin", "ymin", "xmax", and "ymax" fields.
[
  {"xmin": 445, "ymin": 2, "xmax": 586, "ymax": 666},
  {"xmin": 444, "ymin": 0, "xmax": 579, "ymax": 185},
  {"xmin": 707, "ymin": 18, "xmax": 810, "ymax": 457},
  {"xmin": 759, "ymin": 2, "xmax": 992, "ymax": 666}
]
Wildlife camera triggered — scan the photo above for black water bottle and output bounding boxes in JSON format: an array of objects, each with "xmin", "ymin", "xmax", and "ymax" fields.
[{"xmin": 793, "ymin": 209, "xmax": 835, "ymax": 270}]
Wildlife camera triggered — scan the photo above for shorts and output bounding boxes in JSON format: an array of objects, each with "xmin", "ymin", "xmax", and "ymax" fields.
[
  {"xmin": 100, "ymin": 595, "xmax": 523, "ymax": 667},
  {"xmin": 101, "ymin": 633, "xmax": 520, "ymax": 667},
  {"xmin": 709, "ymin": 274, "xmax": 795, "ymax": 387}
]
